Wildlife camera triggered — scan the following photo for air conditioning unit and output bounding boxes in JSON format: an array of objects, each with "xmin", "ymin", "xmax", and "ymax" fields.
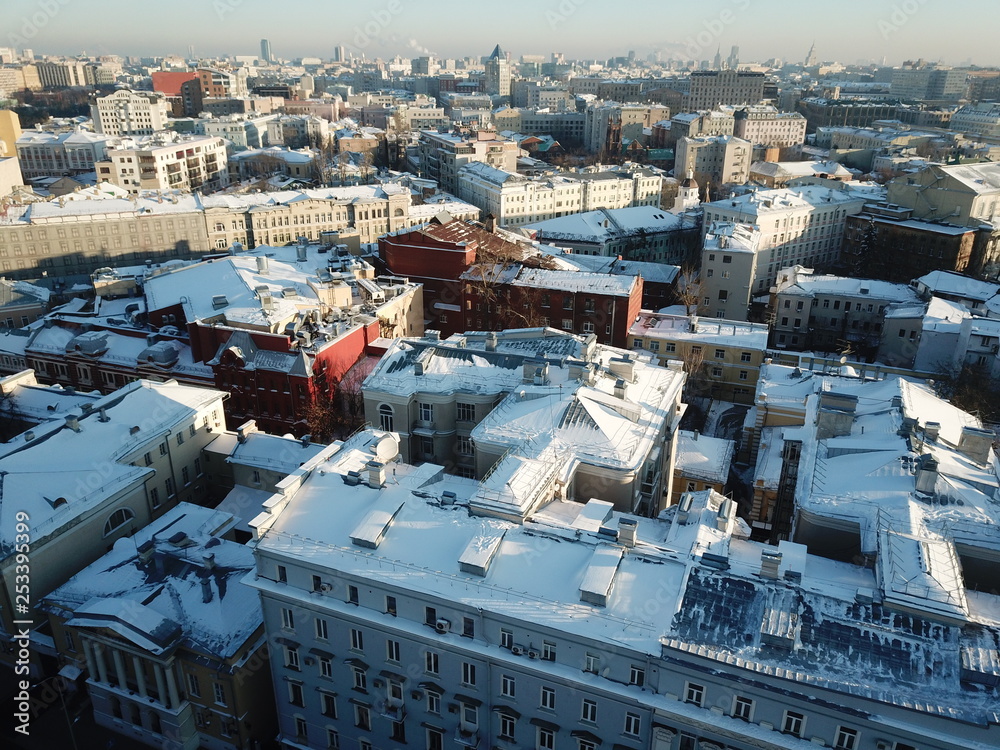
[
  {"xmin": 411, "ymin": 690, "xmax": 423, "ymax": 700},
  {"xmin": 527, "ymin": 649, "xmax": 539, "ymax": 660},
  {"xmin": 510, "ymin": 644, "xmax": 525, "ymax": 656},
  {"xmin": 373, "ymin": 678, "xmax": 384, "ymax": 688},
  {"xmin": 319, "ymin": 582, "xmax": 333, "ymax": 593},
  {"xmin": 304, "ymin": 657, "xmax": 316, "ymax": 666},
  {"xmin": 435, "ymin": 618, "xmax": 451, "ymax": 633},
  {"xmin": 875, "ymin": 742, "xmax": 890, "ymax": 750},
  {"xmin": 448, "ymin": 703, "xmax": 460, "ymax": 714}
]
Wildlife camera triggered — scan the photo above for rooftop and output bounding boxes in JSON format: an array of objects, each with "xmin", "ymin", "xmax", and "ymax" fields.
[{"xmin": 631, "ymin": 312, "xmax": 770, "ymax": 350}]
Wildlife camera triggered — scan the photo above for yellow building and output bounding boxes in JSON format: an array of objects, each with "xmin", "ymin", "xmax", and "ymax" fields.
[{"xmin": 0, "ymin": 109, "xmax": 22, "ymax": 157}]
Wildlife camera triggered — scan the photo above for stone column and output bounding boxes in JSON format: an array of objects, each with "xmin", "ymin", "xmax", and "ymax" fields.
[
  {"xmin": 94, "ymin": 643, "xmax": 110, "ymax": 684},
  {"xmin": 154, "ymin": 663, "xmax": 169, "ymax": 708},
  {"xmin": 111, "ymin": 648, "xmax": 128, "ymax": 690},
  {"xmin": 132, "ymin": 655, "xmax": 148, "ymax": 698},
  {"xmin": 164, "ymin": 664, "xmax": 181, "ymax": 709},
  {"xmin": 82, "ymin": 640, "xmax": 98, "ymax": 681}
]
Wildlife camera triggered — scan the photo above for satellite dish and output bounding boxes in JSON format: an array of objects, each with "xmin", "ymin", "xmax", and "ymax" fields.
[
  {"xmin": 375, "ymin": 434, "xmax": 399, "ymax": 462},
  {"xmin": 839, "ymin": 356, "xmax": 848, "ymax": 365}
]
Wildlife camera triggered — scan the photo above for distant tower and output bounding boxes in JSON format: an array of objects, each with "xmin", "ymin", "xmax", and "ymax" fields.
[
  {"xmin": 484, "ymin": 44, "xmax": 511, "ymax": 99},
  {"xmin": 187, "ymin": 45, "xmax": 195, "ymax": 60},
  {"xmin": 260, "ymin": 38, "xmax": 272, "ymax": 64},
  {"xmin": 804, "ymin": 41, "xmax": 817, "ymax": 67},
  {"xmin": 334, "ymin": 45, "xmax": 346, "ymax": 63},
  {"xmin": 713, "ymin": 46, "xmax": 723, "ymax": 70},
  {"xmin": 728, "ymin": 45, "xmax": 740, "ymax": 70}
]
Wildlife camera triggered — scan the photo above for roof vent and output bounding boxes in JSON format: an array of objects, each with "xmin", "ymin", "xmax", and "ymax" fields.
[
  {"xmin": 64, "ymin": 415, "xmax": 81, "ymax": 432},
  {"xmin": 256, "ymin": 255, "xmax": 269, "ymax": 275},
  {"xmin": 212, "ymin": 294, "xmax": 228, "ymax": 309}
]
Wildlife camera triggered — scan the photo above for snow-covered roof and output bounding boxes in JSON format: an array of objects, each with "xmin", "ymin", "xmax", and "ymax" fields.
[
  {"xmin": 674, "ymin": 430, "xmax": 734, "ymax": 484},
  {"xmin": 228, "ymin": 433, "xmax": 326, "ymax": 473},
  {"xmin": 250, "ymin": 427, "xmax": 1000, "ymax": 729},
  {"xmin": 915, "ymin": 270, "xmax": 1000, "ymax": 304},
  {"xmin": 631, "ymin": 312, "xmax": 769, "ymax": 350},
  {"xmin": 524, "ymin": 205, "xmax": 690, "ymax": 244},
  {"xmin": 511, "ymin": 267, "xmax": 637, "ymax": 296},
  {"xmin": 41, "ymin": 503, "xmax": 259, "ymax": 659},
  {"xmin": 774, "ymin": 266, "xmax": 921, "ymax": 303}
]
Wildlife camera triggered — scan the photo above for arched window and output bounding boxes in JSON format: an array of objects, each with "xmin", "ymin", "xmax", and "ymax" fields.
[
  {"xmin": 104, "ymin": 508, "xmax": 135, "ymax": 537},
  {"xmin": 378, "ymin": 404, "xmax": 394, "ymax": 432},
  {"xmin": 394, "ymin": 208, "xmax": 404, "ymax": 217}
]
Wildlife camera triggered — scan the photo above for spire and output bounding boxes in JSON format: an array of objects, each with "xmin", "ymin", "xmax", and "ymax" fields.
[{"xmin": 489, "ymin": 44, "xmax": 505, "ymax": 60}]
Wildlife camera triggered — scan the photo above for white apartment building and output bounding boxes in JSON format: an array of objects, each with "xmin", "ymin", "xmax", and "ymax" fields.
[
  {"xmin": 732, "ymin": 105, "xmax": 807, "ymax": 148},
  {"xmin": 91, "ymin": 89, "xmax": 170, "ymax": 137},
  {"xmin": 245, "ymin": 383, "xmax": 1000, "ymax": 750},
  {"xmin": 195, "ymin": 114, "xmax": 275, "ymax": 150},
  {"xmin": 949, "ymin": 103, "xmax": 1000, "ymax": 138},
  {"xmin": 416, "ymin": 130, "xmax": 520, "ymax": 194},
  {"xmin": 700, "ymin": 221, "xmax": 765, "ymax": 320},
  {"xmin": 457, "ymin": 163, "xmax": 662, "ymax": 228},
  {"xmin": 701, "ymin": 185, "xmax": 874, "ymax": 292},
  {"xmin": 100, "ymin": 133, "xmax": 229, "ymax": 194},
  {"xmin": 674, "ymin": 135, "xmax": 752, "ymax": 190}
]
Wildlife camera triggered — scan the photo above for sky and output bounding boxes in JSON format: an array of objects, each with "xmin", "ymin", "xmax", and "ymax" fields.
[{"xmin": 5, "ymin": 0, "xmax": 999, "ymax": 67}]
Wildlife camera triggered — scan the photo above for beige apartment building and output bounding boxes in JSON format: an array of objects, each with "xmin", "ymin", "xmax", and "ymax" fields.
[
  {"xmin": 91, "ymin": 89, "xmax": 170, "ymax": 137},
  {"xmin": 733, "ymin": 106, "xmax": 807, "ymax": 148},
  {"xmin": 629, "ymin": 310, "xmax": 769, "ymax": 403},
  {"xmin": 699, "ymin": 221, "xmax": 765, "ymax": 321},
  {"xmin": 98, "ymin": 134, "xmax": 229, "ymax": 194},
  {"xmin": 674, "ymin": 135, "xmax": 752, "ymax": 190},
  {"xmin": 416, "ymin": 129, "xmax": 520, "ymax": 193}
]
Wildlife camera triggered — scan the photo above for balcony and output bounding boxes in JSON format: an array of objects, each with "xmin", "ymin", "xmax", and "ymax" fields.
[
  {"xmin": 454, "ymin": 727, "xmax": 480, "ymax": 748},
  {"xmin": 376, "ymin": 699, "xmax": 406, "ymax": 721}
]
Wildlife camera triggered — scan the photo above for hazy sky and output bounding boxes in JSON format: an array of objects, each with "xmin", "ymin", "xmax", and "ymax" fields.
[{"xmin": 6, "ymin": 0, "xmax": 998, "ymax": 67}]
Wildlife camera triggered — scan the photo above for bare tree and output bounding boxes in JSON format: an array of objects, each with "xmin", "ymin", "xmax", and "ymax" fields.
[
  {"xmin": 681, "ymin": 345, "xmax": 711, "ymax": 402},
  {"xmin": 674, "ymin": 265, "xmax": 702, "ymax": 315}
]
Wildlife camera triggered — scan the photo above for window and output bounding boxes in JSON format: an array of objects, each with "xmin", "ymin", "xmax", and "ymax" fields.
[
  {"xmin": 542, "ymin": 641, "xmax": 556, "ymax": 661},
  {"xmin": 312, "ymin": 575, "xmax": 323, "ymax": 592},
  {"xmin": 581, "ymin": 699, "xmax": 597, "ymax": 722},
  {"xmin": 143, "ymin": 451, "xmax": 152, "ymax": 466},
  {"xmin": 176, "ymin": 432, "xmax": 184, "ymax": 446},
  {"xmin": 541, "ymin": 686, "xmax": 555, "ymax": 710},
  {"xmin": 295, "ymin": 716, "xmax": 308, "ymax": 739},
  {"xmin": 378, "ymin": 404, "xmax": 394, "ymax": 431},
  {"xmin": 739, "ymin": 370, "xmax": 748, "ymax": 380},
  {"xmin": 629, "ymin": 665, "xmax": 645, "ymax": 687},
  {"xmin": 355, "ymin": 705, "xmax": 371, "ymax": 731},
  {"xmin": 419, "ymin": 402, "xmax": 433, "ymax": 422},
  {"xmin": 288, "ymin": 682, "xmax": 304, "ymax": 707},
  {"xmin": 500, "ymin": 714, "xmax": 516, "ymax": 739},
  {"xmin": 189, "ymin": 424, "xmax": 196, "ymax": 438},
  {"xmin": 782, "ymin": 711, "xmax": 804, "ymax": 736},
  {"xmin": 740, "ymin": 351, "xmax": 752, "ymax": 362},
  {"xmin": 315, "ymin": 618, "xmax": 328, "ymax": 640},
  {"xmin": 712, "ymin": 367, "xmax": 723, "ymax": 377},
  {"xmin": 500, "ymin": 629, "xmax": 513, "ymax": 649},
  {"xmin": 427, "ymin": 728, "xmax": 444, "ymax": 750},
  {"xmin": 385, "ymin": 595, "xmax": 397, "ymax": 615},
  {"xmin": 103, "ymin": 508, "xmax": 135, "ymax": 537},
  {"xmin": 348, "ymin": 585, "xmax": 359, "ymax": 605},
  {"xmin": 165, "ymin": 477, "xmax": 175, "ymax": 497},
  {"xmin": 457, "ymin": 402, "xmax": 475, "ymax": 422},
  {"xmin": 425, "ymin": 650, "xmax": 439, "ymax": 674},
  {"xmin": 538, "ymin": 727, "xmax": 555, "ymax": 749},
  {"xmin": 461, "ymin": 702, "xmax": 478, "ymax": 728},
  {"xmin": 462, "ymin": 661, "xmax": 477, "ymax": 686},
  {"xmin": 427, "ymin": 690, "xmax": 441, "ymax": 714},
  {"xmin": 456, "ymin": 436, "xmax": 473, "ymax": 456},
  {"xmin": 327, "ymin": 729, "xmax": 340, "ymax": 749},
  {"xmin": 321, "ymin": 692, "xmax": 337, "ymax": 718},
  {"xmin": 582, "ymin": 321, "xmax": 595, "ymax": 333},
  {"xmin": 665, "ymin": 342, "xmax": 676, "ymax": 352},
  {"xmin": 501, "ymin": 674, "xmax": 515, "ymax": 698},
  {"xmin": 584, "ymin": 653, "xmax": 599, "ymax": 674},
  {"xmin": 277, "ymin": 565, "xmax": 287, "ymax": 583},
  {"xmin": 252, "ymin": 469, "xmax": 261, "ymax": 484},
  {"xmin": 624, "ymin": 712, "xmax": 641, "ymax": 736},
  {"xmin": 386, "ymin": 639, "xmax": 400, "ymax": 662},
  {"xmin": 425, "ymin": 606, "xmax": 437, "ymax": 626},
  {"xmin": 714, "ymin": 348, "xmax": 725, "ymax": 359},
  {"xmin": 320, "ymin": 657, "xmax": 332, "ymax": 679},
  {"xmin": 463, "ymin": 617, "xmax": 475, "ymax": 637},
  {"xmin": 187, "ymin": 672, "xmax": 201, "ymax": 698},
  {"xmin": 281, "ymin": 607, "xmax": 295, "ymax": 630},
  {"xmin": 352, "ymin": 666, "xmax": 367, "ymax": 691},
  {"xmin": 561, "ymin": 319, "xmax": 573, "ymax": 331},
  {"xmin": 733, "ymin": 695, "xmax": 754, "ymax": 721},
  {"xmin": 835, "ymin": 727, "xmax": 859, "ymax": 750},
  {"xmin": 149, "ymin": 488, "xmax": 160, "ymax": 509},
  {"xmin": 285, "ymin": 647, "xmax": 300, "ymax": 670},
  {"xmin": 350, "ymin": 628, "xmax": 363, "ymax": 651},
  {"xmin": 684, "ymin": 682, "xmax": 704, "ymax": 706}
]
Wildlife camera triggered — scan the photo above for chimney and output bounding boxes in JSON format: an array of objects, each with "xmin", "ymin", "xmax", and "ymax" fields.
[
  {"xmin": 202, "ymin": 553, "xmax": 216, "ymax": 569},
  {"xmin": 24, "ymin": 430, "xmax": 35, "ymax": 442},
  {"xmin": 613, "ymin": 378, "xmax": 627, "ymax": 399},
  {"xmin": 65, "ymin": 414, "xmax": 81, "ymax": 432},
  {"xmin": 958, "ymin": 426, "xmax": 994, "ymax": 465},
  {"xmin": 676, "ymin": 492, "xmax": 693, "ymax": 524},
  {"xmin": 300, "ymin": 434, "xmax": 312, "ymax": 447},
  {"xmin": 256, "ymin": 255, "xmax": 269, "ymax": 275},
  {"xmin": 915, "ymin": 454, "xmax": 938, "ymax": 494},
  {"xmin": 923, "ymin": 421, "xmax": 940, "ymax": 442},
  {"xmin": 201, "ymin": 577, "xmax": 214, "ymax": 603},
  {"xmin": 98, "ymin": 407, "xmax": 110, "ymax": 423},
  {"xmin": 296, "ymin": 243, "xmax": 308, "ymax": 263},
  {"xmin": 485, "ymin": 331, "xmax": 498, "ymax": 352},
  {"xmin": 367, "ymin": 460, "xmax": 386, "ymax": 489},
  {"xmin": 760, "ymin": 549, "xmax": 781, "ymax": 579},
  {"xmin": 236, "ymin": 419, "xmax": 258, "ymax": 444},
  {"xmin": 692, "ymin": 430, "xmax": 699, "ymax": 441},
  {"xmin": 618, "ymin": 517, "xmax": 637, "ymax": 548}
]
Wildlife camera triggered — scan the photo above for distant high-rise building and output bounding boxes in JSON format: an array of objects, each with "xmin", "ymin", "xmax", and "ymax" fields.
[
  {"xmin": 484, "ymin": 43, "xmax": 511, "ymax": 99},
  {"xmin": 260, "ymin": 37, "xmax": 272, "ymax": 63},
  {"xmin": 728, "ymin": 45, "xmax": 740, "ymax": 70},
  {"xmin": 713, "ymin": 46, "xmax": 723, "ymax": 70},
  {"xmin": 187, "ymin": 44, "xmax": 195, "ymax": 60},
  {"xmin": 333, "ymin": 45, "xmax": 346, "ymax": 63},
  {"xmin": 804, "ymin": 41, "xmax": 818, "ymax": 67}
]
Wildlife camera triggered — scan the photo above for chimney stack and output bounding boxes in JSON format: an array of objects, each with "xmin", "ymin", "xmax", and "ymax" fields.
[
  {"xmin": 618, "ymin": 517, "xmax": 637, "ymax": 547},
  {"xmin": 367, "ymin": 460, "xmax": 386, "ymax": 489},
  {"xmin": 65, "ymin": 414, "xmax": 81, "ymax": 432},
  {"xmin": 256, "ymin": 255, "xmax": 269, "ymax": 275}
]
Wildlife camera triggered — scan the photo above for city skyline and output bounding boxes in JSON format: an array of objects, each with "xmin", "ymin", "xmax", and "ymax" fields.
[{"xmin": 6, "ymin": 0, "xmax": 1000, "ymax": 67}]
